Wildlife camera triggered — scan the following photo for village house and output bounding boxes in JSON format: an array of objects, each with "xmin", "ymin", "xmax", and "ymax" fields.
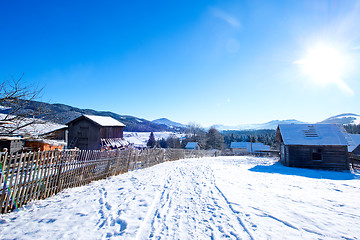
[
  {"xmin": 276, "ymin": 124, "xmax": 350, "ymax": 170},
  {"xmin": 67, "ymin": 115, "xmax": 127, "ymax": 150},
  {"xmin": 230, "ymin": 142, "xmax": 270, "ymax": 154},
  {"xmin": 185, "ymin": 142, "xmax": 201, "ymax": 150}
]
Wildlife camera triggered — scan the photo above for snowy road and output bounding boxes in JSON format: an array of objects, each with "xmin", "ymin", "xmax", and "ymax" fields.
[{"xmin": 1, "ymin": 156, "xmax": 360, "ymax": 240}]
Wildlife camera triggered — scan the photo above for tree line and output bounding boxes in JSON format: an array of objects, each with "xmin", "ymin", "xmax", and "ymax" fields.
[{"xmin": 146, "ymin": 123, "xmax": 225, "ymax": 150}]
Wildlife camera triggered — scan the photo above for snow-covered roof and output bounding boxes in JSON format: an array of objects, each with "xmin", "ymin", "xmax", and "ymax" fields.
[
  {"xmin": 69, "ymin": 115, "xmax": 125, "ymax": 127},
  {"xmin": 230, "ymin": 142, "xmax": 248, "ymax": 149},
  {"xmin": 101, "ymin": 138, "xmax": 129, "ymax": 149},
  {"xmin": 348, "ymin": 134, "xmax": 360, "ymax": 152},
  {"xmin": 277, "ymin": 124, "xmax": 348, "ymax": 146},
  {"xmin": 0, "ymin": 113, "xmax": 67, "ymax": 137},
  {"xmin": 185, "ymin": 142, "xmax": 199, "ymax": 149},
  {"xmin": 230, "ymin": 142, "xmax": 270, "ymax": 153}
]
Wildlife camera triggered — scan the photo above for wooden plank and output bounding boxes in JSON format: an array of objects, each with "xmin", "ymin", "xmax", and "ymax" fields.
[
  {"xmin": 45, "ymin": 151, "xmax": 56, "ymax": 198},
  {"xmin": 79, "ymin": 150, "xmax": 89, "ymax": 187},
  {"xmin": 55, "ymin": 151, "xmax": 65, "ymax": 193},
  {"xmin": 65, "ymin": 150, "xmax": 73, "ymax": 189},
  {"xmin": 20, "ymin": 152, "xmax": 36, "ymax": 208},
  {"xmin": 61, "ymin": 150, "xmax": 72, "ymax": 191},
  {"xmin": 11, "ymin": 152, "xmax": 25, "ymax": 211},
  {"xmin": 77, "ymin": 150, "xmax": 87, "ymax": 187},
  {"xmin": 13, "ymin": 152, "xmax": 28, "ymax": 209},
  {"xmin": 0, "ymin": 152, "xmax": 9, "ymax": 213},
  {"xmin": 35, "ymin": 151, "xmax": 46, "ymax": 200},
  {"xmin": 28, "ymin": 152, "xmax": 40, "ymax": 202},
  {"xmin": 4, "ymin": 153, "xmax": 19, "ymax": 213},
  {"xmin": 82, "ymin": 150, "xmax": 92, "ymax": 185},
  {"xmin": 41, "ymin": 151, "xmax": 52, "ymax": 199},
  {"xmin": 49, "ymin": 151, "xmax": 59, "ymax": 196},
  {"xmin": 17, "ymin": 152, "xmax": 30, "ymax": 208},
  {"xmin": 41, "ymin": 151, "xmax": 50, "ymax": 199}
]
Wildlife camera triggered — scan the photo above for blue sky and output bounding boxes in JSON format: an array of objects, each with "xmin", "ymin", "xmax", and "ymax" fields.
[{"xmin": 1, "ymin": 0, "xmax": 360, "ymax": 127}]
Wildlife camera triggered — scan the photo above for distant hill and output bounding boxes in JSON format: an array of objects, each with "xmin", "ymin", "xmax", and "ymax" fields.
[
  {"xmin": 152, "ymin": 118, "xmax": 186, "ymax": 129},
  {"xmin": 319, "ymin": 113, "xmax": 360, "ymax": 125},
  {"xmin": 214, "ymin": 119, "xmax": 306, "ymax": 131},
  {"xmin": 0, "ymin": 100, "xmax": 174, "ymax": 132},
  {"xmin": 214, "ymin": 113, "xmax": 360, "ymax": 131}
]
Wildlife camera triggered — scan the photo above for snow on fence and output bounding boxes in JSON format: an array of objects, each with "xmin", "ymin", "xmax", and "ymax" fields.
[{"xmin": 0, "ymin": 148, "xmax": 214, "ymax": 214}]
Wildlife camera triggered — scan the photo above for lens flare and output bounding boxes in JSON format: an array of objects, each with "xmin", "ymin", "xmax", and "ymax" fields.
[{"xmin": 295, "ymin": 43, "xmax": 353, "ymax": 94}]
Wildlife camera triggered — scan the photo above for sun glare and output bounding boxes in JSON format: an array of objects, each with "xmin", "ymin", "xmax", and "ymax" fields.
[{"xmin": 295, "ymin": 43, "xmax": 353, "ymax": 94}]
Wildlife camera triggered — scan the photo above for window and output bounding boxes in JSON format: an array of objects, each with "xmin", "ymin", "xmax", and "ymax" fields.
[{"xmin": 312, "ymin": 148, "xmax": 322, "ymax": 161}]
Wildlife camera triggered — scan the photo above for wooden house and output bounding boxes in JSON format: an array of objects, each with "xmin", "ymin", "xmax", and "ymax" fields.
[
  {"xmin": 276, "ymin": 124, "xmax": 349, "ymax": 170},
  {"xmin": 230, "ymin": 142, "xmax": 270, "ymax": 154},
  {"xmin": 185, "ymin": 142, "xmax": 201, "ymax": 150},
  {"xmin": 67, "ymin": 115, "xmax": 126, "ymax": 150}
]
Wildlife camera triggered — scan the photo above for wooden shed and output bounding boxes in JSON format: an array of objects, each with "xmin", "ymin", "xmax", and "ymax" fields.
[
  {"xmin": 67, "ymin": 115, "xmax": 126, "ymax": 150},
  {"xmin": 276, "ymin": 124, "xmax": 350, "ymax": 170},
  {"xmin": 0, "ymin": 136, "xmax": 24, "ymax": 154}
]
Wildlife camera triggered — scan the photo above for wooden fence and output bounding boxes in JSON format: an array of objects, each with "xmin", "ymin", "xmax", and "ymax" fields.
[
  {"xmin": 0, "ymin": 148, "xmax": 214, "ymax": 214},
  {"xmin": 349, "ymin": 154, "xmax": 360, "ymax": 170}
]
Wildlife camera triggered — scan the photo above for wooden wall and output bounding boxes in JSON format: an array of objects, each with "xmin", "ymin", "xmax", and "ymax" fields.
[
  {"xmin": 100, "ymin": 126, "xmax": 124, "ymax": 139},
  {"xmin": 67, "ymin": 119, "xmax": 100, "ymax": 150},
  {"xmin": 281, "ymin": 144, "xmax": 349, "ymax": 170}
]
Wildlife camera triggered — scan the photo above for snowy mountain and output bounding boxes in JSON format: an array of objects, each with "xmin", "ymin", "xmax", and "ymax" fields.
[
  {"xmin": 214, "ymin": 113, "xmax": 360, "ymax": 131},
  {"xmin": 152, "ymin": 118, "xmax": 186, "ymax": 129},
  {"xmin": 319, "ymin": 113, "xmax": 360, "ymax": 125},
  {"xmin": 214, "ymin": 119, "xmax": 306, "ymax": 131}
]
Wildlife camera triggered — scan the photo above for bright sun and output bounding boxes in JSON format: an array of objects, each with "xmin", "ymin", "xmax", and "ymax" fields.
[{"xmin": 295, "ymin": 43, "xmax": 353, "ymax": 94}]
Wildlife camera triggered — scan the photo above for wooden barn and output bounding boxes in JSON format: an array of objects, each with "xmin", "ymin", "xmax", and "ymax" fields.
[
  {"xmin": 276, "ymin": 124, "xmax": 350, "ymax": 170},
  {"xmin": 67, "ymin": 115, "xmax": 127, "ymax": 150}
]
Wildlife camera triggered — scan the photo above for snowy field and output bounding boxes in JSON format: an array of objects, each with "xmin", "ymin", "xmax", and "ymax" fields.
[
  {"xmin": 123, "ymin": 132, "xmax": 185, "ymax": 148},
  {"xmin": 1, "ymin": 156, "xmax": 360, "ymax": 240}
]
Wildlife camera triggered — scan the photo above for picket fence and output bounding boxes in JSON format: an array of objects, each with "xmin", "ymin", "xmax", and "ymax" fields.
[{"xmin": 0, "ymin": 148, "xmax": 214, "ymax": 214}]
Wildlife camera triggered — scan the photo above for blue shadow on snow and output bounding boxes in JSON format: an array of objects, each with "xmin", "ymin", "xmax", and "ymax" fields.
[{"xmin": 249, "ymin": 161, "xmax": 358, "ymax": 180}]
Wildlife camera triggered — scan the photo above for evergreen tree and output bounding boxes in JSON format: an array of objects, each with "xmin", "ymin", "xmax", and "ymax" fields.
[
  {"xmin": 159, "ymin": 138, "xmax": 167, "ymax": 148},
  {"xmin": 147, "ymin": 132, "xmax": 156, "ymax": 148}
]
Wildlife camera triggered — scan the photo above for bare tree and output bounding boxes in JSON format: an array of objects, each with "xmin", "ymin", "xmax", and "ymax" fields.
[
  {"xmin": 187, "ymin": 122, "xmax": 205, "ymax": 141},
  {"xmin": 0, "ymin": 74, "xmax": 47, "ymax": 135}
]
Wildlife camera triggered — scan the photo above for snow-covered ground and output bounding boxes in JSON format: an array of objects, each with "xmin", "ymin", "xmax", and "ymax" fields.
[
  {"xmin": 123, "ymin": 132, "xmax": 186, "ymax": 148},
  {"xmin": 1, "ymin": 156, "xmax": 359, "ymax": 240}
]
